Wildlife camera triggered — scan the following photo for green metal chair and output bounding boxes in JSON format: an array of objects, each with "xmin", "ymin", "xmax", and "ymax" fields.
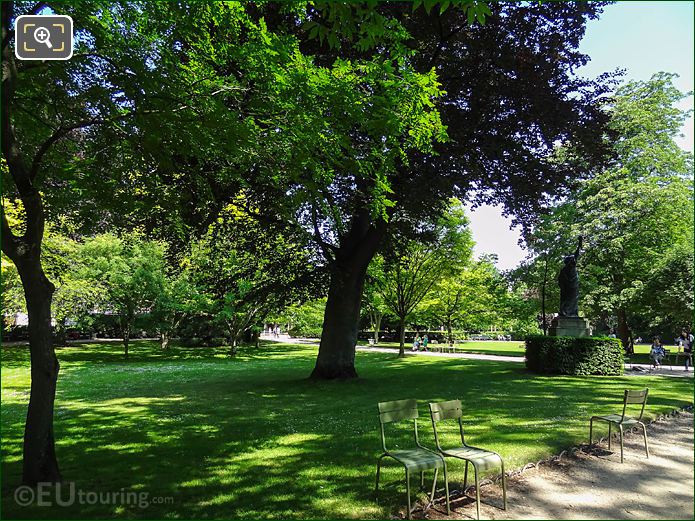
[
  {"xmin": 428, "ymin": 399, "xmax": 507, "ymax": 520},
  {"xmin": 589, "ymin": 388, "xmax": 650, "ymax": 463},
  {"xmin": 375, "ymin": 399, "xmax": 450, "ymax": 519}
]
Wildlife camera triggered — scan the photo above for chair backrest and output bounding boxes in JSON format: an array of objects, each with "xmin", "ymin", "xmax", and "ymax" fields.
[
  {"xmin": 428, "ymin": 400, "xmax": 464, "ymax": 449},
  {"xmin": 377, "ymin": 399, "xmax": 419, "ymax": 451},
  {"xmin": 621, "ymin": 388, "xmax": 649, "ymax": 420},
  {"xmin": 429, "ymin": 399, "xmax": 462, "ymax": 422}
]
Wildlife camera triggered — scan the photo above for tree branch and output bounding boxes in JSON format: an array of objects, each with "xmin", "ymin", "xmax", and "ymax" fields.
[
  {"xmin": 1, "ymin": 204, "xmax": 21, "ymax": 260},
  {"xmin": 311, "ymin": 204, "xmax": 337, "ymax": 263}
]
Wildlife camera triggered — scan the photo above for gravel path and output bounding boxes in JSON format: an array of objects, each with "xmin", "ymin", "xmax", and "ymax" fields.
[{"xmin": 421, "ymin": 410, "xmax": 694, "ymax": 520}]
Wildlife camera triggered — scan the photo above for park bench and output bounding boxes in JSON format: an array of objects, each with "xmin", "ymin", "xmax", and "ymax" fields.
[
  {"xmin": 438, "ymin": 344, "xmax": 455, "ymax": 354},
  {"xmin": 589, "ymin": 388, "xmax": 649, "ymax": 463},
  {"xmin": 375, "ymin": 399, "xmax": 450, "ymax": 519},
  {"xmin": 667, "ymin": 347, "xmax": 691, "ymax": 369},
  {"xmin": 429, "ymin": 399, "xmax": 507, "ymax": 520}
]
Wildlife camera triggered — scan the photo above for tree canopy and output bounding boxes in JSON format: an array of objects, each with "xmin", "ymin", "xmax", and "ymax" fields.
[
  {"xmin": 520, "ymin": 73, "xmax": 694, "ymax": 351},
  {"xmin": 1, "ymin": 0, "xmax": 657, "ymax": 487}
]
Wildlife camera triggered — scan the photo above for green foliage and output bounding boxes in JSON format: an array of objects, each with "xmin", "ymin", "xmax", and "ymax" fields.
[
  {"xmin": 1, "ymin": 216, "xmax": 105, "ymax": 340},
  {"xmin": 149, "ymin": 270, "xmax": 210, "ymax": 348},
  {"xmin": 273, "ymin": 299, "xmax": 327, "ymax": 339},
  {"xmin": 1, "ymin": 256, "xmax": 23, "ymax": 327},
  {"xmin": 44, "ymin": 234, "xmax": 106, "ymax": 344},
  {"xmin": 521, "ymin": 73, "xmax": 694, "ymax": 343},
  {"xmin": 525, "ymin": 335, "xmax": 624, "ymax": 376},
  {"xmin": 187, "ymin": 204, "xmax": 321, "ymax": 349},
  {"xmin": 377, "ymin": 200, "xmax": 473, "ymax": 348},
  {"xmin": 81, "ymin": 234, "xmax": 166, "ymax": 352},
  {"xmin": 303, "ymin": 1, "xmax": 491, "ymax": 52},
  {"xmin": 276, "ymin": 299, "xmax": 327, "ymax": 339}
]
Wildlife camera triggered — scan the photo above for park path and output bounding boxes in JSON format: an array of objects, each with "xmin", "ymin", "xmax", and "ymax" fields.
[
  {"xmin": 355, "ymin": 345, "xmax": 694, "ymax": 379},
  {"xmin": 421, "ymin": 410, "xmax": 694, "ymax": 520}
]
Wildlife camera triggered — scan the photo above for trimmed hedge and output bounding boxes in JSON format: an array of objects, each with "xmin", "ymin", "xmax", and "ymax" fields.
[{"xmin": 525, "ymin": 335, "xmax": 624, "ymax": 376}]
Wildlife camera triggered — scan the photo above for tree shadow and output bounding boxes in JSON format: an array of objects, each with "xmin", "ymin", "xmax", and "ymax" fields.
[{"xmin": 1, "ymin": 342, "xmax": 692, "ymax": 519}]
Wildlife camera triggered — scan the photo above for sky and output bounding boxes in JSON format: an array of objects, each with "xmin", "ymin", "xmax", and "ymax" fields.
[{"xmin": 467, "ymin": 1, "xmax": 695, "ymax": 271}]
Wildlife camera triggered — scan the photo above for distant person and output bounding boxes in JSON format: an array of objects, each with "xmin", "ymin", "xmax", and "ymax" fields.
[
  {"xmin": 412, "ymin": 334, "xmax": 421, "ymax": 352},
  {"xmin": 682, "ymin": 329, "xmax": 693, "ymax": 371},
  {"xmin": 676, "ymin": 330, "xmax": 689, "ymax": 353},
  {"xmin": 634, "ymin": 336, "xmax": 642, "ymax": 344},
  {"xmin": 422, "ymin": 334, "xmax": 429, "ymax": 351},
  {"xmin": 649, "ymin": 337, "xmax": 666, "ymax": 368},
  {"xmin": 608, "ymin": 329, "xmax": 617, "ymax": 339}
]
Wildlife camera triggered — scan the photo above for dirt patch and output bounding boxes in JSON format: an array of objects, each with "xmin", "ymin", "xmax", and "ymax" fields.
[{"xmin": 418, "ymin": 410, "xmax": 694, "ymax": 520}]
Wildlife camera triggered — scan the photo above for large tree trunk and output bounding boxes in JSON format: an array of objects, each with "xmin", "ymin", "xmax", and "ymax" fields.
[
  {"xmin": 398, "ymin": 318, "xmax": 406, "ymax": 358},
  {"xmin": 447, "ymin": 319, "xmax": 454, "ymax": 346},
  {"xmin": 311, "ymin": 266, "xmax": 366, "ymax": 379},
  {"xmin": 310, "ymin": 198, "xmax": 388, "ymax": 379},
  {"xmin": 17, "ymin": 259, "xmax": 61, "ymax": 485}
]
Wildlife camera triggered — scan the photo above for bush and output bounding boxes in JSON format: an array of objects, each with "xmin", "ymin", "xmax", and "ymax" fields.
[
  {"xmin": 288, "ymin": 325, "xmax": 323, "ymax": 338},
  {"xmin": 525, "ymin": 335, "xmax": 624, "ymax": 376}
]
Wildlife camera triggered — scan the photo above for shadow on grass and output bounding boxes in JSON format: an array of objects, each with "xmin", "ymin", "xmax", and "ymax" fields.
[{"xmin": 1, "ymin": 341, "xmax": 692, "ymax": 519}]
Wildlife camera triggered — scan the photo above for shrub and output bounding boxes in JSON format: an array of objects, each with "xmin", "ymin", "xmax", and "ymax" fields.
[
  {"xmin": 288, "ymin": 325, "xmax": 323, "ymax": 338},
  {"xmin": 525, "ymin": 335, "xmax": 624, "ymax": 376}
]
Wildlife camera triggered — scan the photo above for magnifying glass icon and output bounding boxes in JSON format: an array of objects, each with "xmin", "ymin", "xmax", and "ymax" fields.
[{"xmin": 33, "ymin": 26, "xmax": 53, "ymax": 49}]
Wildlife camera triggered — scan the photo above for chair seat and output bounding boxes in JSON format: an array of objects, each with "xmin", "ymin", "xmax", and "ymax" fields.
[
  {"xmin": 386, "ymin": 448, "xmax": 444, "ymax": 471},
  {"xmin": 441, "ymin": 446, "xmax": 503, "ymax": 471},
  {"xmin": 592, "ymin": 414, "xmax": 640, "ymax": 425}
]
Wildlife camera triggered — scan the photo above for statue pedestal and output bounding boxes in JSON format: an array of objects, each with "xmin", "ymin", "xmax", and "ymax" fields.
[{"xmin": 549, "ymin": 316, "xmax": 592, "ymax": 337}]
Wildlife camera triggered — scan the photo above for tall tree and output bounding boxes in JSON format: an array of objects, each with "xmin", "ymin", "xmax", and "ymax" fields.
[
  {"xmin": 522, "ymin": 73, "xmax": 694, "ymax": 351},
  {"xmin": 301, "ymin": 2, "xmax": 615, "ymax": 377},
  {"xmin": 422, "ymin": 257, "xmax": 506, "ymax": 344},
  {"xmin": 1, "ymin": 0, "xmax": 203, "ymax": 483},
  {"xmin": 187, "ymin": 204, "xmax": 323, "ymax": 354},
  {"xmin": 362, "ymin": 256, "xmax": 389, "ymax": 344},
  {"xmin": 2, "ymin": 0, "xmax": 316, "ymax": 480},
  {"xmin": 81, "ymin": 235, "xmax": 166, "ymax": 357},
  {"xmin": 378, "ymin": 202, "xmax": 473, "ymax": 355}
]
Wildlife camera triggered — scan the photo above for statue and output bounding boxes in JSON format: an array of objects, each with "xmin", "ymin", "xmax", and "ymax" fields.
[{"xmin": 558, "ymin": 237, "xmax": 582, "ymax": 317}]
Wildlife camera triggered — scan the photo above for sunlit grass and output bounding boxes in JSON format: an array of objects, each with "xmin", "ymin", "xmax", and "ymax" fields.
[
  {"xmin": 359, "ymin": 339, "xmax": 667, "ymax": 364},
  {"xmin": 1, "ymin": 340, "xmax": 692, "ymax": 519}
]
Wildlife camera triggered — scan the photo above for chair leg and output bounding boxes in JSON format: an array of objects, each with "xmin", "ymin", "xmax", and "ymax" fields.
[
  {"xmin": 463, "ymin": 460, "xmax": 469, "ymax": 489},
  {"xmin": 589, "ymin": 418, "xmax": 593, "ymax": 445},
  {"xmin": 639, "ymin": 422, "xmax": 650, "ymax": 458},
  {"xmin": 405, "ymin": 469, "xmax": 412, "ymax": 520},
  {"xmin": 474, "ymin": 465, "xmax": 481, "ymax": 521},
  {"xmin": 500, "ymin": 458, "xmax": 507, "ymax": 510},
  {"xmin": 619, "ymin": 425, "xmax": 624, "ymax": 463},
  {"xmin": 608, "ymin": 423, "xmax": 612, "ymax": 450},
  {"xmin": 375, "ymin": 455, "xmax": 385, "ymax": 497},
  {"xmin": 443, "ymin": 461, "xmax": 450, "ymax": 515},
  {"xmin": 430, "ymin": 468, "xmax": 439, "ymax": 504}
]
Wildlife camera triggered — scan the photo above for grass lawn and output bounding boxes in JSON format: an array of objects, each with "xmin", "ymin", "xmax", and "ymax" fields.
[
  {"xmin": 357, "ymin": 340, "xmax": 528, "ymax": 357},
  {"xmin": 358, "ymin": 340, "xmax": 677, "ymax": 365},
  {"xmin": 2, "ymin": 341, "xmax": 692, "ymax": 519}
]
